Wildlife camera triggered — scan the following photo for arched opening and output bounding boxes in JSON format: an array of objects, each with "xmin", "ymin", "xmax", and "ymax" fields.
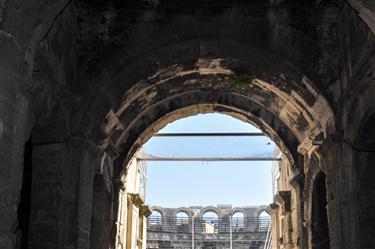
[
  {"xmin": 4, "ymin": 1, "xmax": 375, "ymax": 249},
  {"xmin": 311, "ymin": 172, "xmax": 330, "ymax": 249},
  {"xmin": 25, "ymin": 55, "xmax": 333, "ymax": 249},
  {"xmin": 20, "ymin": 5, "xmax": 337, "ymax": 248},
  {"xmin": 149, "ymin": 210, "xmax": 163, "ymax": 225},
  {"xmin": 176, "ymin": 211, "xmax": 190, "ymax": 226},
  {"xmin": 106, "ymin": 79, "xmax": 331, "ymax": 248},
  {"xmin": 202, "ymin": 211, "xmax": 219, "ymax": 235},
  {"xmin": 259, "ymin": 211, "xmax": 271, "ymax": 232},
  {"xmin": 88, "ymin": 37, "xmax": 334, "ymax": 248},
  {"xmin": 144, "ymin": 113, "xmax": 277, "ymax": 207},
  {"xmin": 176, "ymin": 211, "xmax": 190, "ymax": 234},
  {"xmin": 137, "ymin": 113, "xmax": 279, "ymax": 249},
  {"xmin": 232, "ymin": 212, "xmax": 245, "ymax": 228}
]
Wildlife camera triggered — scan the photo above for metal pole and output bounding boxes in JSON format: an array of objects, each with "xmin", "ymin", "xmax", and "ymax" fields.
[
  {"xmin": 153, "ymin": 132, "xmax": 266, "ymax": 137},
  {"xmin": 263, "ymin": 219, "xmax": 272, "ymax": 249},
  {"xmin": 229, "ymin": 214, "xmax": 232, "ymax": 249},
  {"xmin": 137, "ymin": 157, "xmax": 281, "ymax": 162},
  {"xmin": 192, "ymin": 215, "xmax": 194, "ymax": 249}
]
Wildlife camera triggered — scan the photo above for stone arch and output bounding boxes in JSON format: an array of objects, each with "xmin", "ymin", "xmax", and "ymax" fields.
[
  {"xmin": 231, "ymin": 211, "xmax": 245, "ymax": 228},
  {"xmin": 149, "ymin": 208, "xmax": 164, "ymax": 225},
  {"xmin": 176, "ymin": 211, "xmax": 190, "ymax": 218},
  {"xmin": 150, "ymin": 206, "xmax": 166, "ymax": 218},
  {"xmin": 83, "ymin": 41, "xmax": 335, "ymax": 247},
  {"xmin": 32, "ymin": 24, "xmax": 335, "ymax": 249},
  {"xmin": 2, "ymin": 2, "xmax": 375, "ymax": 249},
  {"xmin": 87, "ymin": 54, "xmax": 335, "ymax": 248},
  {"xmin": 257, "ymin": 209, "xmax": 272, "ymax": 232},
  {"xmin": 201, "ymin": 209, "xmax": 220, "ymax": 234},
  {"xmin": 200, "ymin": 207, "xmax": 220, "ymax": 218},
  {"xmin": 230, "ymin": 207, "xmax": 249, "ymax": 217},
  {"xmin": 255, "ymin": 206, "xmax": 272, "ymax": 219},
  {"xmin": 259, "ymin": 210, "xmax": 271, "ymax": 217},
  {"xmin": 257, "ymin": 209, "xmax": 272, "ymax": 221},
  {"xmin": 175, "ymin": 209, "xmax": 191, "ymax": 226},
  {"xmin": 71, "ymin": 36, "xmax": 335, "ymax": 171},
  {"xmin": 231, "ymin": 207, "xmax": 247, "ymax": 216},
  {"xmin": 96, "ymin": 54, "xmax": 335, "ymax": 175},
  {"xmin": 79, "ymin": 40, "xmax": 335, "ymax": 151},
  {"xmin": 174, "ymin": 208, "xmax": 192, "ymax": 218}
]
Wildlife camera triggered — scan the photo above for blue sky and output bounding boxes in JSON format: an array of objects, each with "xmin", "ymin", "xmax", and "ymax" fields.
[{"xmin": 143, "ymin": 113, "xmax": 275, "ymax": 207}]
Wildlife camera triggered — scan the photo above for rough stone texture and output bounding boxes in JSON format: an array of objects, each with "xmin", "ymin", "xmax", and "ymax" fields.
[
  {"xmin": 90, "ymin": 174, "xmax": 113, "ymax": 249},
  {"xmin": 348, "ymin": 0, "xmax": 375, "ymax": 35},
  {"xmin": 3, "ymin": 0, "xmax": 71, "ymax": 58},
  {"xmin": 28, "ymin": 139, "xmax": 103, "ymax": 249},
  {"xmin": 90, "ymin": 153, "xmax": 114, "ymax": 249},
  {"xmin": 0, "ymin": 0, "xmax": 374, "ymax": 249},
  {"xmin": 0, "ymin": 32, "xmax": 32, "ymax": 249}
]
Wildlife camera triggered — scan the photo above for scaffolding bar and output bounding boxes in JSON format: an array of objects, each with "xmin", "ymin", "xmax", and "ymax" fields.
[
  {"xmin": 153, "ymin": 132, "xmax": 266, "ymax": 137},
  {"xmin": 136, "ymin": 157, "xmax": 281, "ymax": 162}
]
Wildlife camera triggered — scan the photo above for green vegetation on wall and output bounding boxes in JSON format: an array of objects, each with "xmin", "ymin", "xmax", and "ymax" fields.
[{"xmin": 229, "ymin": 74, "xmax": 256, "ymax": 90}]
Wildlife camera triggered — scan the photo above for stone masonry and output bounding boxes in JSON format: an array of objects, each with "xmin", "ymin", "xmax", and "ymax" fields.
[{"xmin": 0, "ymin": 1, "xmax": 374, "ymax": 249}]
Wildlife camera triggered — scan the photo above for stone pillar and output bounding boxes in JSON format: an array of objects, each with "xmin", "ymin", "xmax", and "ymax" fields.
[
  {"xmin": 126, "ymin": 195, "xmax": 135, "ymax": 249},
  {"xmin": 114, "ymin": 184, "xmax": 127, "ymax": 249},
  {"xmin": 321, "ymin": 140, "xmax": 359, "ymax": 249},
  {"xmin": 140, "ymin": 205, "xmax": 151, "ymax": 249},
  {"xmin": 29, "ymin": 142, "xmax": 68, "ymax": 249},
  {"xmin": 290, "ymin": 173, "xmax": 307, "ymax": 249},
  {"xmin": 0, "ymin": 32, "xmax": 32, "ymax": 249},
  {"xmin": 74, "ymin": 139, "xmax": 103, "ymax": 249},
  {"xmin": 270, "ymin": 204, "xmax": 280, "ymax": 249},
  {"xmin": 126, "ymin": 194, "xmax": 141, "ymax": 249},
  {"xmin": 90, "ymin": 155, "xmax": 114, "ymax": 249},
  {"xmin": 29, "ymin": 138, "xmax": 104, "ymax": 249}
]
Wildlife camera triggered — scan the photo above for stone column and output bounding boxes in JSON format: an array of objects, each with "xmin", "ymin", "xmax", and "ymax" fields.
[
  {"xmin": 290, "ymin": 173, "xmax": 307, "ymax": 249},
  {"xmin": 29, "ymin": 142, "xmax": 69, "ymax": 249},
  {"xmin": 90, "ymin": 154, "xmax": 114, "ymax": 249},
  {"xmin": 321, "ymin": 140, "xmax": 359, "ymax": 249},
  {"xmin": 114, "ymin": 184, "xmax": 127, "ymax": 249},
  {"xmin": 0, "ymin": 32, "xmax": 32, "ymax": 249},
  {"xmin": 29, "ymin": 138, "xmax": 104, "ymax": 249}
]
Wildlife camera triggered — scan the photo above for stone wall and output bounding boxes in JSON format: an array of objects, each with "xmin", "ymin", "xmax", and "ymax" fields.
[
  {"xmin": 0, "ymin": 31, "xmax": 32, "ymax": 249},
  {"xmin": 147, "ymin": 205, "xmax": 270, "ymax": 249},
  {"xmin": 0, "ymin": 1, "xmax": 374, "ymax": 249}
]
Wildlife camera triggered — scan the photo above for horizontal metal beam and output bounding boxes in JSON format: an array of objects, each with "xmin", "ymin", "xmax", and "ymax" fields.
[
  {"xmin": 153, "ymin": 132, "xmax": 266, "ymax": 137},
  {"xmin": 136, "ymin": 157, "xmax": 281, "ymax": 162}
]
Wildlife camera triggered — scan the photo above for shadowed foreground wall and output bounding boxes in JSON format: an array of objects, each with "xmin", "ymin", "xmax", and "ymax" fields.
[{"xmin": 0, "ymin": 1, "xmax": 375, "ymax": 249}]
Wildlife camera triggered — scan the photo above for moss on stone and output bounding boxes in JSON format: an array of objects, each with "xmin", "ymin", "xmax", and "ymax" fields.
[{"xmin": 229, "ymin": 73, "xmax": 256, "ymax": 90}]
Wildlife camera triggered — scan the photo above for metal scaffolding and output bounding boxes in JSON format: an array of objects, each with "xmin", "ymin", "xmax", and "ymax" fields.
[
  {"xmin": 139, "ymin": 132, "xmax": 280, "ymax": 162},
  {"xmin": 137, "ymin": 155, "xmax": 281, "ymax": 162},
  {"xmin": 147, "ymin": 216, "xmax": 271, "ymax": 249}
]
